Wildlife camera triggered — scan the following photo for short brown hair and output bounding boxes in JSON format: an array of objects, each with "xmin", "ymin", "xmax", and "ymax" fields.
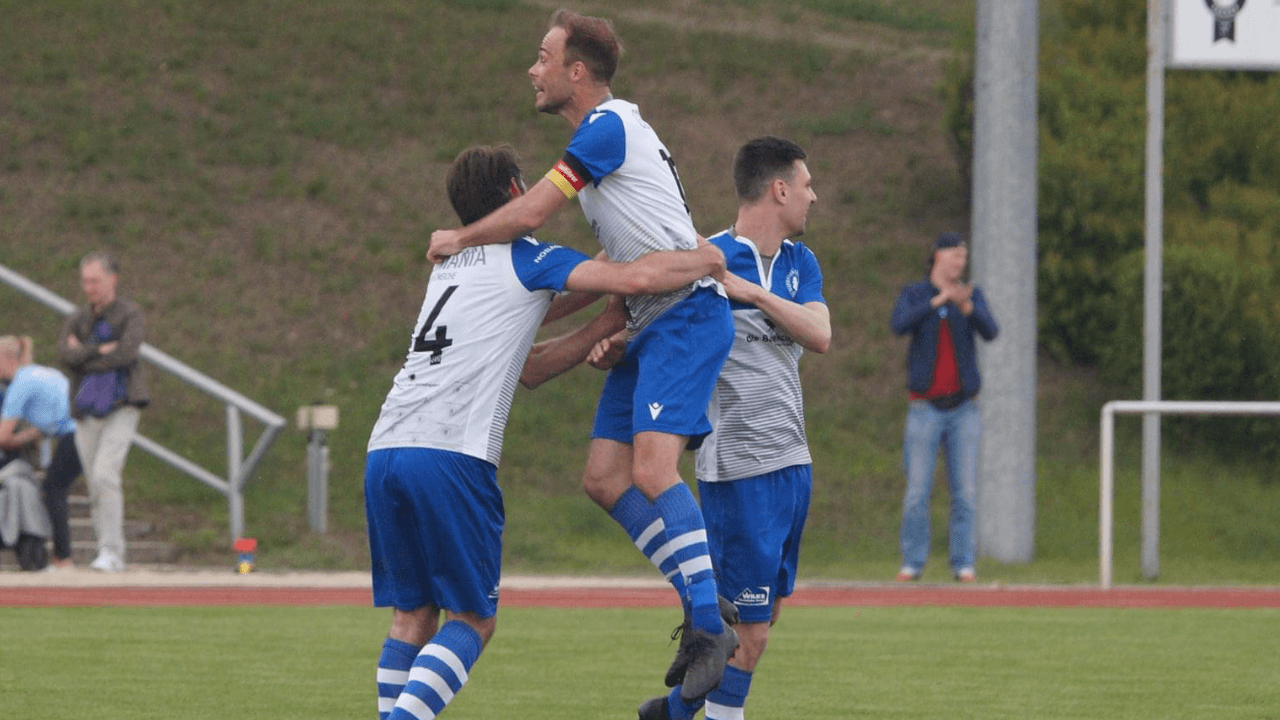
[
  {"xmin": 446, "ymin": 145, "xmax": 524, "ymax": 225},
  {"xmin": 550, "ymin": 9, "xmax": 622, "ymax": 84},
  {"xmin": 733, "ymin": 136, "xmax": 807, "ymax": 202}
]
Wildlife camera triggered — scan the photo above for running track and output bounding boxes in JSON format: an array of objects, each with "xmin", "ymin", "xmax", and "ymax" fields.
[{"xmin": 4, "ymin": 578, "xmax": 1279, "ymax": 609}]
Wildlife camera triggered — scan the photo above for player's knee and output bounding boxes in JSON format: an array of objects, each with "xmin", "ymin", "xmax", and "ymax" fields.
[
  {"xmin": 582, "ymin": 466, "xmax": 630, "ymax": 510},
  {"xmin": 389, "ymin": 606, "xmax": 439, "ymax": 646},
  {"xmin": 733, "ymin": 622, "xmax": 771, "ymax": 670},
  {"xmin": 581, "ymin": 471, "xmax": 612, "ymax": 508},
  {"xmin": 453, "ymin": 612, "xmax": 497, "ymax": 647}
]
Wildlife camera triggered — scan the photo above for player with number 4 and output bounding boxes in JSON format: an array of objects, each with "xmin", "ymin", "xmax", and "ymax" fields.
[{"xmin": 428, "ymin": 8, "xmax": 740, "ymax": 705}]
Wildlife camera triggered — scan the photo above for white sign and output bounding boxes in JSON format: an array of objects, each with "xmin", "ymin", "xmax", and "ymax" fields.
[{"xmin": 1170, "ymin": 0, "xmax": 1280, "ymax": 69}]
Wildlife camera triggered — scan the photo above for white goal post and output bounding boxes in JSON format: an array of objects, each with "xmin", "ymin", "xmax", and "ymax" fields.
[{"xmin": 1099, "ymin": 400, "xmax": 1280, "ymax": 589}]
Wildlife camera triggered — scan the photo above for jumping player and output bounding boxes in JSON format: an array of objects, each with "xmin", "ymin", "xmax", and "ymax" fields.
[
  {"xmin": 428, "ymin": 9, "xmax": 739, "ymax": 702},
  {"xmin": 368, "ymin": 144, "xmax": 725, "ymax": 720}
]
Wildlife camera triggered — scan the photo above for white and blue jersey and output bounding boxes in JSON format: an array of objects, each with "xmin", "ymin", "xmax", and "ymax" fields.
[
  {"xmin": 368, "ymin": 237, "xmax": 589, "ymax": 466},
  {"xmin": 1, "ymin": 365, "xmax": 75, "ymax": 436},
  {"xmin": 365, "ymin": 236, "xmax": 590, "ymax": 615},
  {"xmin": 696, "ymin": 229, "xmax": 825, "ymax": 483},
  {"xmin": 546, "ymin": 97, "xmax": 719, "ymax": 333}
]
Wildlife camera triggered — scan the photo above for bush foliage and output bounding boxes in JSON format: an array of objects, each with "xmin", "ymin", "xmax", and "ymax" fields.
[{"xmin": 949, "ymin": 0, "xmax": 1280, "ymax": 453}]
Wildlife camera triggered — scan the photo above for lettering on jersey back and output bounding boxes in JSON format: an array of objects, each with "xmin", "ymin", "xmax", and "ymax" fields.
[{"xmin": 439, "ymin": 245, "xmax": 487, "ymax": 270}]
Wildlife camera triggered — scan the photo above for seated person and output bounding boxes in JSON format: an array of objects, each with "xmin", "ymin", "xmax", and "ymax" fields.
[{"xmin": 0, "ymin": 335, "xmax": 82, "ymax": 569}]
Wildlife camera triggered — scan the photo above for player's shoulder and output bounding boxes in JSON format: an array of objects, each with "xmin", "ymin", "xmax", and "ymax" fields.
[
  {"xmin": 581, "ymin": 101, "xmax": 627, "ymax": 132},
  {"xmin": 781, "ymin": 238, "xmax": 819, "ymax": 260},
  {"xmin": 511, "ymin": 235, "xmax": 588, "ymax": 265},
  {"xmin": 707, "ymin": 228, "xmax": 736, "ymax": 249}
]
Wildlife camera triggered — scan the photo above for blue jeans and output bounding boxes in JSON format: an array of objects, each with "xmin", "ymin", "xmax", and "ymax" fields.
[{"xmin": 899, "ymin": 398, "xmax": 981, "ymax": 572}]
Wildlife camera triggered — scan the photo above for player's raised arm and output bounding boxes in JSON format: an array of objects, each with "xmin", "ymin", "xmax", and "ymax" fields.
[{"xmin": 428, "ymin": 176, "xmax": 569, "ymax": 263}]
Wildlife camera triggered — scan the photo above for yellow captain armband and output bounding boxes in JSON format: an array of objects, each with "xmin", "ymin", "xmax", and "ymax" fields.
[{"xmin": 547, "ymin": 159, "xmax": 585, "ymax": 199}]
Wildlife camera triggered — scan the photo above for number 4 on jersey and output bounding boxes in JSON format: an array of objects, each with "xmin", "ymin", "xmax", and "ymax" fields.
[{"xmin": 413, "ymin": 285, "xmax": 457, "ymax": 364}]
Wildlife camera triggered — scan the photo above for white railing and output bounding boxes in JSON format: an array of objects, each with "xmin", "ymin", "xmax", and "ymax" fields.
[
  {"xmin": 1099, "ymin": 399, "xmax": 1280, "ymax": 589},
  {"xmin": 1, "ymin": 262, "xmax": 286, "ymax": 544}
]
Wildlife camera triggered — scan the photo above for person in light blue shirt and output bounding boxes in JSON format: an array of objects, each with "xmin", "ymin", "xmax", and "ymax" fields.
[{"xmin": 0, "ymin": 335, "xmax": 81, "ymax": 569}]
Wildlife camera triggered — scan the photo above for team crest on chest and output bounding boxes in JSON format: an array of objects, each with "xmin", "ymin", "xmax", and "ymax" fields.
[{"xmin": 786, "ymin": 268, "xmax": 800, "ymax": 298}]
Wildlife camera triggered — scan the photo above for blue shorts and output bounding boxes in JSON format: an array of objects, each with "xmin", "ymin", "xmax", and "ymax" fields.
[
  {"xmin": 697, "ymin": 465, "xmax": 812, "ymax": 624},
  {"xmin": 364, "ymin": 447, "xmax": 504, "ymax": 617},
  {"xmin": 592, "ymin": 285, "xmax": 733, "ymax": 448}
]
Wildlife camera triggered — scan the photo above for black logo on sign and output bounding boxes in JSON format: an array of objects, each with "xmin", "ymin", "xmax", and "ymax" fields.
[{"xmin": 1205, "ymin": 0, "xmax": 1247, "ymax": 42}]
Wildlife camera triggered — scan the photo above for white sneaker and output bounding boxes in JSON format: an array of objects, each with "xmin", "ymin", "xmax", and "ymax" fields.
[{"xmin": 89, "ymin": 550, "xmax": 126, "ymax": 572}]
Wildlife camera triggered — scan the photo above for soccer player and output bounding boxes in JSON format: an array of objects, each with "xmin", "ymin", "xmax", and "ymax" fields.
[
  {"xmin": 635, "ymin": 136, "xmax": 829, "ymax": 720},
  {"xmin": 368, "ymin": 143, "xmax": 725, "ymax": 720},
  {"xmin": 428, "ymin": 9, "xmax": 739, "ymax": 701}
]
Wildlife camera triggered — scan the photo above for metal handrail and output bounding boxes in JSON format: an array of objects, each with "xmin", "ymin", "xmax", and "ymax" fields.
[
  {"xmin": 1, "ymin": 262, "xmax": 286, "ymax": 544},
  {"xmin": 1099, "ymin": 399, "xmax": 1280, "ymax": 589}
]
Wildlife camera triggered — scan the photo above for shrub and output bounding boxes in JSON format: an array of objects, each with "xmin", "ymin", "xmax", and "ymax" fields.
[
  {"xmin": 944, "ymin": 0, "xmax": 1280, "ymax": 456},
  {"xmin": 1100, "ymin": 244, "xmax": 1280, "ymax": 456}
]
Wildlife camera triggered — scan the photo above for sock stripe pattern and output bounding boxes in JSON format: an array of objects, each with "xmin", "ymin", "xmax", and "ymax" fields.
[
  {"xmin": 704, "ymin": 665, "xmax": 753, "ymax": 720},
  {"xmin": 653, "ymin": 484, "xmax": 715, "ymax": 588},
  {"xmin": 377, "ymin": 638, "xmax": 420, "ymax": 720},
  {"xmin": 387, "ymin": 621, "xmax": 483, "ymax": 720},
  {"xmin": 612, "ymin": 487, "xmax": 687, "ymax": 586},
  {"xmin": 653, "ymin": 483, "xmax": 722, "ymax": 632}
]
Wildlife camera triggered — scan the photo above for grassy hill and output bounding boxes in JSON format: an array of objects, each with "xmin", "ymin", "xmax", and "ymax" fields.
[{"xmin": 3, "ymin": 0, "xmax": 1278, "ymax": 584}]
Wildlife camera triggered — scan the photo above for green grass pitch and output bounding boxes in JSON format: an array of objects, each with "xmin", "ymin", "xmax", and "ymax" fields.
[{"xmin": 1, "ymin": 605, "xmax": 1276, "ymax": 719}]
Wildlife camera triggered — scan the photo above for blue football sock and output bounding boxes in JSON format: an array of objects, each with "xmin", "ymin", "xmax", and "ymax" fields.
[
  {"xmin": 653, "ymin": 483, "xmax": 721, "ymax": 633},
  {"xmin": 704, "ymin": 665, "xmax": 753, "ymax": 719},
  {"xmin": 376, "ymin": 638, "xmax": 419, "ymax": 720},
  {"xmin": 666, "ymin": 685, "xmax": 706, "ymax": 720},
  {"xmin": 610, "ymin": 486, "xmax": 689, "ymax": 609},
  {"xmin": 387, "ymin": 620, "xmax": 484, "ymax": 720}
]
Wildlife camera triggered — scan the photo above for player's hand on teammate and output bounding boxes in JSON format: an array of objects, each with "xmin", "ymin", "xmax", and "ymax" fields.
[
  {"xmin": 694, "ymin": 235, "xmax": 728, "ymax": 283},
  {"xmin": 588, "ymin": 329, "xmax": 628, "ymax": 370},
  {"xmin": 719, "ymin": 271, "xmax": 759, "ymax": 305},
  {"xmin": 428, "ymin": 229, "xmax": 463, "ymax": 264}
]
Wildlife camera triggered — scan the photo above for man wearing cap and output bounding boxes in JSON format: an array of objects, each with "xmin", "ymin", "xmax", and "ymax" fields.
[{"xmin": 889, "ymin": 232, "xmax": 998, "ymax": 583}]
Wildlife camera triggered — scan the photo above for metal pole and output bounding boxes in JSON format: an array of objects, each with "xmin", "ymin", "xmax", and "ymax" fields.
[
  {"xmin": 972, "ymin": 0, "xmax": 1039, "ymax": 562},
  {"xmin": 307, "ymin": 429, "xmax": 328, "ymax": 533},
  {"xmin": 1141, "ymin": 0, "xmax": 1168, "ymax": 581},
  {"xmin": 227, "ymin": 405, "xmax": 243, "ymax": 543},
  {"xmin": 1100, "ymin": 404, "xmax": 1115, "ymax": 590}
]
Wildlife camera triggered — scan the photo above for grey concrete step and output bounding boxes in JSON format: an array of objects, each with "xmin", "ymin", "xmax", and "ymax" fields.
[
  {"xmin": 69, "ymin": 517, "xmax": 153, "ymax": 542},
  {"xmin": 0, "ymin": 540, "xmax": 177, "ymax": 569},
  {"xmin": 0, "ymin": 493, "xmax": 176, "ymax": 571}
]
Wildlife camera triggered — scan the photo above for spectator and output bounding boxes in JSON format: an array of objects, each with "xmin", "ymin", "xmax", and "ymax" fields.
[
  {"xmin": 56, "ymin": 251, "xmax": 149, "ymax": 572},
  {"xmin": 890, "ymin": 232, "xmax": 998, "ymax": 583},
  {"xmin": 0, "ymin": 335, "xmax": 81, "ymax": 569}
]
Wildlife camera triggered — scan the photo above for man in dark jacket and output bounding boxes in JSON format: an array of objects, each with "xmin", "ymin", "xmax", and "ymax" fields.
[
  {"xmin": 56, "ymin": 251, "xmax": 148, "ymax": 572},
  {"xmin": 890, "ymin": 232, "xmax": 998, "ymax": 583}
]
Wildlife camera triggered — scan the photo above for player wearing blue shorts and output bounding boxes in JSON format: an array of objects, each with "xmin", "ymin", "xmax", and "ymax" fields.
[
  {"xmin": 636, "ymin": 137, "xmax": 829, "ymax": 720},
  {"xmin": 428, "ymin": 10, "xmax": 739, "ymax": 703},
  {"xmin": 368, "ymin": 144, "xmax": 724, "ymax": 720}
]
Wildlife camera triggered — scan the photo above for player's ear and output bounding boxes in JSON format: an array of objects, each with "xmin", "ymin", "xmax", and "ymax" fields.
[
  {"xmin": 508, "ymin": 176, "xmax": 525, "ymax": 198},
  {"xmin": 773, "ymin": 177, "xmax": 788, "ymax": 204}
]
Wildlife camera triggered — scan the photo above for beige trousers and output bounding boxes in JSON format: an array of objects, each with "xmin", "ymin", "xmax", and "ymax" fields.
[{"xmin": 74, "ymin": 406, "xmax": 141, "ymax": 561}]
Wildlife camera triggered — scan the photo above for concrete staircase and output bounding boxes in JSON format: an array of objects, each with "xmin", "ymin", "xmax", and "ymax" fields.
[{"xmin": 0, "ymin": 489, "xmax": 177, "ymax": 571}]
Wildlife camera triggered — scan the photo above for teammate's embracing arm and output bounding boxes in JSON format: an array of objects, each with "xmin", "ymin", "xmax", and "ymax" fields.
[
  {"xmin": 429, "ymin": 176, "xmax": 569, "ymax": 263},
  {"xmin": 519, "ymin": 242, "xmax": 726, "ymax": 388}
]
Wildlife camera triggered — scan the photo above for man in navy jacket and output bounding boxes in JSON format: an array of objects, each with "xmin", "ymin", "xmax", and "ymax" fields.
[{"xmin": 890, "ymin": 231, "xmax": 998, "ymax": 583}]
